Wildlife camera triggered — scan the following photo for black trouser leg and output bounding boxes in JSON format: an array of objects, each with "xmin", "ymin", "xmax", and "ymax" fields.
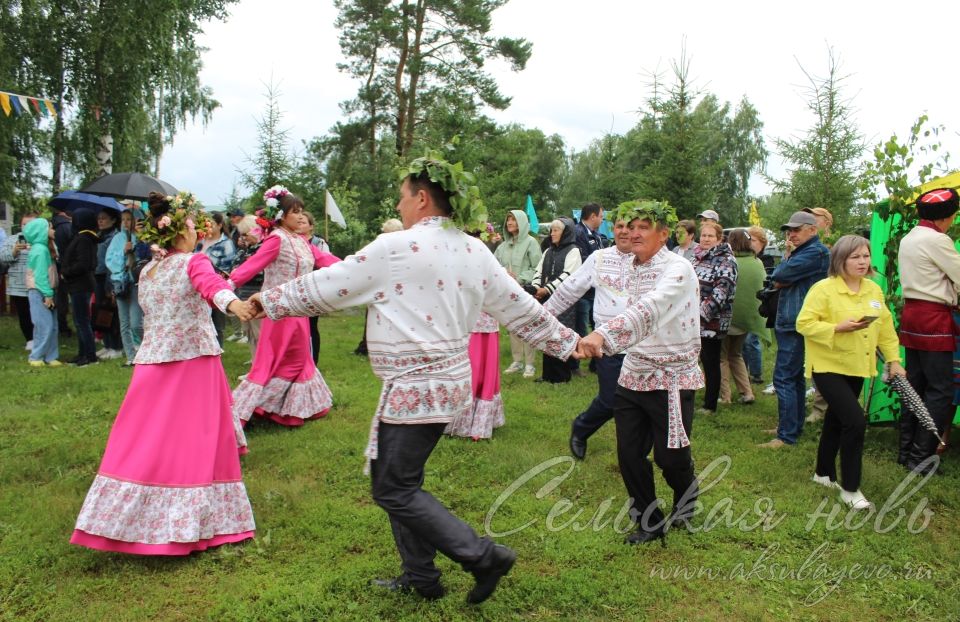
[
  {"xmin": 906, "ymin": 349, "xmax": 954, "ymax": 465},
  {"xmin": 813, "ymin": 373, "xmax": 866, "ymax": 492},
  {"xmin": 699, "ymin": 337, "xmax": 722, "ymax": 410},
  {"xmin": 613, "ymin": 388, "xmax": 696, "ymax": 531},
  {"xmin": 10, "ymin": 295, "xmax": 33, "ymax": 342},
  {"xmin": 371, "ymin": 423, "xmax": 494, "ymax": 588}
]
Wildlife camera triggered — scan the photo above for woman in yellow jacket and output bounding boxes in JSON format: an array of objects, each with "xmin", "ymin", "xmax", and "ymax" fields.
[{"xmin": 796, "ymin": 235, "xmax": 905, "ymax": 510}]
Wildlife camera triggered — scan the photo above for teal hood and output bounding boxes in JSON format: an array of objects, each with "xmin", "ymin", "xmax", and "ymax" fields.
[{"xmin": 23, "ymin": 218, "xmax": 50, "ymax": 246}]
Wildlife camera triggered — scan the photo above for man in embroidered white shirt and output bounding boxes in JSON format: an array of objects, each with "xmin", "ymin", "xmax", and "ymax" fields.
[
  {"xmin": 577, "ymin": 200, "xmax": 703, "ymax": 545},
  {"xmin": 251, "ymin": 155, "xmax": 579, "ymax": 603},
  {"xmin": 544, "ymin": 215, "xmax": 633, "ymax": 459}
]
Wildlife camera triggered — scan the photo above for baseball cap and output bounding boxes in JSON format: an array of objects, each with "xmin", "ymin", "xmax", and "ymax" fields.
[
  {"xmin": 697, "ymin": 209, "xmax": 720, "ymax": 221},
  {"xmin": 780, "ymin": 211, "xmax": 817, "ymax": 230}
]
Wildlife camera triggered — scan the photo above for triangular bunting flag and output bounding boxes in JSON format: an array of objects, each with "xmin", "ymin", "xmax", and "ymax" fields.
[
  {"xmin": 44, "ymin": 100, "xmax": 56, "ymax": 117},
  {"xmin": 17, "ymin": 95, "xmax": 30, "ymax": 114},
  {"xmin": 0, "ymin": 93, "xmax": 10, "ymax": 117},
  {"xmin": 30, "ymin": 98, "xmax": 42, "ymax": 115},
  {"xmin": 9, "ymin": 95, "xmax": 23, "ymax": 115}
]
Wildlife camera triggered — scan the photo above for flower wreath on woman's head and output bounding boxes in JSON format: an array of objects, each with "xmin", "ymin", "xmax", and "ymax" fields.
[
  {"xmin": 256, "ymin": 185, "xmax": 290, "ymax": 232},
  {"xmin": 139, "ymin": 191, "xmax": 213, "ymax": 256},
  {"xmin": 398, "ymin": 150, "xmax": 487, "ymax": 233}
]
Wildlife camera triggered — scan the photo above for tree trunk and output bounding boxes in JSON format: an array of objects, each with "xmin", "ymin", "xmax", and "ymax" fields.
[
  {"xmin": 393, "ymin": 0, "xmax": 411, "ymax": 157},
  {"xmin": 401, "ymin": 0, "xmax": 426, "ymax": 157},
  {"xmin": 96, "ymin": 132, "xmax": 113, "ymax": 177}
]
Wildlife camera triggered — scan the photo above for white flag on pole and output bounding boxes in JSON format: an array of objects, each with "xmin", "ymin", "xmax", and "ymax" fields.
[{"xmin": 325, "ymin": 190, "xmax": 347, "ymax": 229}]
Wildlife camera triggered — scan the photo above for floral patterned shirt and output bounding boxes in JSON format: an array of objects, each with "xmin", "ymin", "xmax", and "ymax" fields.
[
  {"xmin": 596, "ymin": 247, "xmax": 704, "ymax": 448},
  {"xmin": 260, "ymin": 217, "xmax": 579, "ymax": 466},
  {"xmin": 543, "ymin": 246, "xmax": 634, "ymax": 325},
  {"xmin": 134, "ymin": 252, "xmax": 238, "ymax": 364}
]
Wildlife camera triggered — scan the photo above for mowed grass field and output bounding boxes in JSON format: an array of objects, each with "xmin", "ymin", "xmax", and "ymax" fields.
[{"xmin": 0, "ymin": 311, "xmax": 957, "ymax": 621}]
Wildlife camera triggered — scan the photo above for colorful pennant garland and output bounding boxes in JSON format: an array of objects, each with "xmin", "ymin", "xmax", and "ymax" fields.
[{"xmin": 0, "ymin": 89, "xmax": 60, "ymax": 119}]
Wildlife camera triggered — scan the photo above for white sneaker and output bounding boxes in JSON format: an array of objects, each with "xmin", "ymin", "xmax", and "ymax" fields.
[
  {"xmin": 25, "ymin": 340, "xmax": 33, "ymax": 351},
  {"xmin": 226, "ymin": 333, "xmax": 240, "ymax": 342},
  {"xmin": 811, "ymin": 474, "xmax": 840, "ymax": 490},
  {"xmin": 522, "ymin": 365, "xmax": 536, "ymax": 378},
  {"xmin": 805, "ymin": 387, "xmax": 816, "ymax": 400},
  {"xmin": 839, "ymin": 489, "xmax": 873, "ymax": 510},
  {"xmin": 762, "ymin": 383, "xmax": 775, "ymax": 395},
  {"xmin": 96, "ymin": 347, "xmax": 109, "ymax": 358},
  {"xmin": 105, "ymin": 349, "xmax": 123, "ymax": 360},
  {"xmin": 504, "ymin": 362, "xmax": 523, "ymax": 374},
  {"xmin": 237, "ymin": 335, "xmax": 249, "ymax": 344},
  {"xmin": 237, "ymin": 373, "xmax": 247, "ymax": 381}
]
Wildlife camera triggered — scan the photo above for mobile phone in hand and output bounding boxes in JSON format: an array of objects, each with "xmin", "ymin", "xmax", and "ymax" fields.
[{"xmin": 857, "ymin": 315, "xmax": 878, "ymax": 324}]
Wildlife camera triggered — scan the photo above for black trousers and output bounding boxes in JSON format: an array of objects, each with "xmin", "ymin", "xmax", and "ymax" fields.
[
  {"xmin": 542, "ymin": 353, "xmax": 571, "ymax": 383},
  {"xmin": 55, "ymin": 280, "xmax": 71, "ymax": 333},
  {"xmin": 812, "ymin": 373, "xmax": 866, "ymax": 492},
  {"xmin": 699, "ymin": 337, "xmax": 723, "ymax": 410},
  {"xmin": 10, "ymin": 295, "xmax": 33, "ymax": 342},
  {"xmin": 309, "ymin": 315, "xmax": 320, "ymax": 365},
  {"xmin": 371, "ymin": 422, "xmax": 496, "ymax": 588},
  {"xmin": 613, "ymin": 387, "xmax": 698, "ymax": 532},
  {"xmin": 900, "ymin": 349, "xmax": 954, "ymax": 464}
]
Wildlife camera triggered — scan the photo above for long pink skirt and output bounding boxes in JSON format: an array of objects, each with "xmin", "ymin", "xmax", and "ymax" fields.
[
  {"xmin": 71, "ymin": 356, "xmax": 256, "ymax": 555},
  {"xmin": 445, "ymin": 332, "xmax": 505, "ymax": 440},
  {"xmin": 232, "ymin": 315, "xmax": 332, "ymax": 427}
]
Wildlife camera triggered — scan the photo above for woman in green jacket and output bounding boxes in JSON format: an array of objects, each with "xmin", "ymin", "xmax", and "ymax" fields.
[
  {"xmin": 720, "ymin": 229, "xmax": 769, "ymax": 404},
  {"xmin": 494, "ymin": 210, "xmax": 542, "ymax": 378}
]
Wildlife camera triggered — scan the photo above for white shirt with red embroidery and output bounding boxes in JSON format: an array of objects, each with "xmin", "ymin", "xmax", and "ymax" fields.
[
  {"xmin": 135, "ymin": 252, "xmax": 238, "ymax": 365},
  {"xmin": 260, "ymin": 216, "xmax": 579, "ymax": 467},
  {"xmin": 543, "ymin": 246, "xmax": 634, "ymax": 325},
  {"xmin": 595, "ymin": 247, "xmax": 704, "ymax": 449}
]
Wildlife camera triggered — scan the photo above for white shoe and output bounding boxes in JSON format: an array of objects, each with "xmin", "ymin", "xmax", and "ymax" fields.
[
  {"xmin": 25, "ymin": 340, "xmax": 33, "ymax": 351},
  {"xmin": 106, "ymin": 349, "xmax": 123, "ymax": 360},
  {"xmin": 762, "ymin": 383, "xmax": 775, "ymax": 395},
  {"xmin": 523, "ymin": 365, "xmax": 536, "ymax": 378},
  {"xmin": 504, "ymin": 362, "xmax": 523, "ymax": 374},
  {"xmin": 839, "ymin": 489, "xmax": 872, "ymax": 510},
  {"xmin": 96, "ymin": 347, "xmax": 109, "ymax": 358},
  {"xmin": 805, "ymin": 387, "xmax": 816, "ymax": 400},
  {"xmin": 811, "ymin": 474, "xmax": 840, "ymax": 490},
  {"xmin": 237, "ymin": 373, "xmax": 247, "ymax": 381},
  {"xmin": 236, "ymin": 335, "xmax": 249, "ymax": 344}
]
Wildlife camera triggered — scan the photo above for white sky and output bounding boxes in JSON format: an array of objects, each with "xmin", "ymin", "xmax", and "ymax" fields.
[{"xmin": 160, "ymin": 0, "xmax": 960, "ymax": 207}]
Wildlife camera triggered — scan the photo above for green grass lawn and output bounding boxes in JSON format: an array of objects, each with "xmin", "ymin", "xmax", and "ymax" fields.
[{"xmin": 0, "ymin": 312, "xmax": 957, "ymax": 621}]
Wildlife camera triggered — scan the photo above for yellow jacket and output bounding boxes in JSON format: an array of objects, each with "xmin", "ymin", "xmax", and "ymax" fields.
[{"xmin": 796, "ymin": 276, "xmax": 901, "ymax": 378}]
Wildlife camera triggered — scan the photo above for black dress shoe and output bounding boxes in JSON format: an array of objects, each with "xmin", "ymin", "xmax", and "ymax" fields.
[
  {"xmin": 569, "ymin": 422, "xmax": 586, "ymax": 460},
  {"xmin": 371, "ymin": 577, "xmax": 445, "ymax": 600},
  {"xmin": 467, "ymin": 544, "xmax": 516, "ymax": 604},
  {"xmin": 624, "ymin": 528, "xmax": 665, "ymax": 545}
]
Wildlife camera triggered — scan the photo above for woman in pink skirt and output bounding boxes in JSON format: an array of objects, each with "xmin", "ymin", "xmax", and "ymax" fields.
[
  {"xmin": 71, "ymin": 191, "xmax": 258, "ymax": 555},
  {"xmin": 229, "ymin": 186, "xmax": 340, "ymax": 427},
  {"xmin": 445, "ymin": 311, "xmax": 505, "ymax": 440}
]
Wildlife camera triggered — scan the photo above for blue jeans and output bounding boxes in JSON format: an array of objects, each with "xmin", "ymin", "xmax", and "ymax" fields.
[
  {"xmin": 572, "ymin": 353, "xmax": 625, "ymax": 440},
  {"xmin": 773, "ymin": 330, "xmax": 806, "ymax": 444},
  {"xmin": 27, "ymin": 289, "xmax": 59, "ymax": 363},
  {"xmin": 70, "ymin": 290, "xmax": 96, "ymax": 361},
  {"xmin": 116, "ymin": 284, "xmax": 143, "ymax": 362},
  {"xmin": 743, "ymin": 332, "xmax": 762, "ymax": 378}
]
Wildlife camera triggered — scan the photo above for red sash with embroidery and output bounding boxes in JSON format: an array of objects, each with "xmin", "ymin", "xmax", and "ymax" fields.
[{"xmin": 900, "ymin": 298, "xmax": 959, "ymax": 351}]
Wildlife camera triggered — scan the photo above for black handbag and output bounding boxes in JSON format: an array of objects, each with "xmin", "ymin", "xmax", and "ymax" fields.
[{"xmin": 756, "ymin": 287, "xmax": 780, "ymax": 327}]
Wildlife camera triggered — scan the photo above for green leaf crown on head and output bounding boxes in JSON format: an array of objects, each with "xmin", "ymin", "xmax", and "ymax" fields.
[
  {"xmin": 139, "ymin": 190, "xmax": 212, "ymax": 250},
  {"xmin": 613, "ymin": 199, "xmax": 678, "ymax": 229},
  {"xmin": 398, "ymin": 150, "xmax": 487, "ymax": 233}
]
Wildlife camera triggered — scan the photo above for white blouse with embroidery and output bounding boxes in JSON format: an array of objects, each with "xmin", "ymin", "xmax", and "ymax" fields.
[
  {"xmin": 595, "ymin": 247, "xmax": 704, "ymax": 449},
  {"xmin": 134, "ymin": 252, "xmax": 237, "ymax": 365}
]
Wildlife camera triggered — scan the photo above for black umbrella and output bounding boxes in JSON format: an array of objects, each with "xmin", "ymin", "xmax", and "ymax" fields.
[
  {"xmin": 48, "ymin": 190, "xmax": 123, "ymax": 214},
  {"xmin": 81, "ymin": 172, "xmax": 178, "ymax": 201}
]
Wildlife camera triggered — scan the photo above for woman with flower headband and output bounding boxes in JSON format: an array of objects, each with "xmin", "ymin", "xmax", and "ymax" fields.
[
  {"xmin": 228, "ymin": 186, "xmax": 340, "ymax": 428},
  {"xmin": 70, "ymin": 191, "xmax": 258, "ymax": 555}
]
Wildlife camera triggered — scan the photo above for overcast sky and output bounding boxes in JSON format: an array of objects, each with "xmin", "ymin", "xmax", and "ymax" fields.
[{"xmin": 160, "ymin": 0, "xmax": 960, "ymax": 209}]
